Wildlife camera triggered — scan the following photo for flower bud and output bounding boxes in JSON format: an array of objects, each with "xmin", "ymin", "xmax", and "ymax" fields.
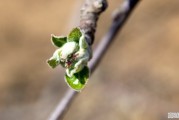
[{"xmin": 60, "ymin": 42, "xmax": 78, "ymax": 59}]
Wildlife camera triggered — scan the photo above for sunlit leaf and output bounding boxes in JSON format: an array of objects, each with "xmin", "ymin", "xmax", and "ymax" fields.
[
  {"xmin": 68, "ymin": 27, "xmax": 82, "ymax": 43},
  {"xmin": 65, "ymin": 66, "xmax": 89, "ymax": 91},
  {"xmin": 51, "ymin": 34, "xmax": 67, "ymax": 47}
]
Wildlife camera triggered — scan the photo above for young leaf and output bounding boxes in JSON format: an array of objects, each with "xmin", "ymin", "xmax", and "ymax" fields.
[
  {"xmin": 68, "ymin": 27, "xmax": 82, "ymax": 43},
  {"xmin": 47, "ymin": 49, "xmax": 61, "ymax": 68},
  {"xmin": 47, "ymin": 58, "xmax": 59, "ymax": 68},
  {"xmin": 65, "ymin": 66, "xmax": 89, "ymax": 91},
  {"xmin": 51, "ymin": 34, "xmax": 67, "ymax": 47},
  {"xmin": 79, "ymin": 35, "xmax": 88, "ymax": 49}
]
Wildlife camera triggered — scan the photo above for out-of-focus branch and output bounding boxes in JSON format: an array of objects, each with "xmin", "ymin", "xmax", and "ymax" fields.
[
  {"xmin": 48, "ymin": 0, "xmax": 140, "ymax": 120},
  {"xmin": 90, "ymin": 0, "xmax": 140, "ymax": 72}
]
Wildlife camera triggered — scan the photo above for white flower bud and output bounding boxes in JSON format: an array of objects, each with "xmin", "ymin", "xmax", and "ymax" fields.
[
  {"xmin": 60, "ymin": 42, "xmax": 78, "ymax": 59},
  {"xmin": 66, "ymin": 46, "xmax": 91, "ymax": 77},
  {"xmin": 52, "ymin": 48, "xmax": 62, "ymax": 61}
]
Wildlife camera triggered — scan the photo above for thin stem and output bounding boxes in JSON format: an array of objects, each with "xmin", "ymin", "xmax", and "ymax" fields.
[{"xmin": 48, "ymin": 0, "xmax": 140, "ymax": 120}]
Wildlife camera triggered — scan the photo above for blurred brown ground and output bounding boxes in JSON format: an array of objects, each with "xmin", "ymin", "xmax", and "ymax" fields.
[{"xmin": 0, "ymin": 0, "xmax": 179, "ymax": 120}]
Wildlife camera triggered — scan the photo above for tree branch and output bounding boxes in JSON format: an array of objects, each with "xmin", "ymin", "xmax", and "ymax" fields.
[
  {"xmin": 48, "ymin": 0, "xmax": 140, "ymax": 120},
  {"xmin": 80, "ymin": 0, "xmax": 108, "ymax": 45}
]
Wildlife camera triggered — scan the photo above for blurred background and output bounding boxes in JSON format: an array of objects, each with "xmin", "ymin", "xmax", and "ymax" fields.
[{"xmin": 0, "ymin": 0, "xmax": 179, "ymax": 120}]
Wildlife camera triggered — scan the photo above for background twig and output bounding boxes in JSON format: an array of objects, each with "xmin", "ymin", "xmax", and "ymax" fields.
[{"xmin": 49, "ymin": 0, "xmax": 140, "ymax": 120}]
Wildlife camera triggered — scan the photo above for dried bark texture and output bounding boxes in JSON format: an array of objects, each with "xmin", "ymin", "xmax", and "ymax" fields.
[{"xmin": 80, "ymin": 0, "xmax": 108, "ymax": 45}]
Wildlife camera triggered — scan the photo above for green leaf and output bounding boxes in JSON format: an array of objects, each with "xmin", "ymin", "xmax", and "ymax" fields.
[
  {"xmin": 79, "ymin": 35, "xmax": 88, "ymax": 49},
  {"xmin": 47, "ymin": 49, "xmax": 61, "ymax": 68},
  {"xmin": 65, "ymin": 66, "xmax": 89, "ymax": 91},
  {"xmin": 68, "ymin": 27, "xmax": 82, "ymax": 43},
  {"xmin": 51, "ymin": 34, "xmax": 67, "ymax": 47},
  {"xmin": 47, "ymin": 58, "xmax": 59, "ymax": 68}
]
